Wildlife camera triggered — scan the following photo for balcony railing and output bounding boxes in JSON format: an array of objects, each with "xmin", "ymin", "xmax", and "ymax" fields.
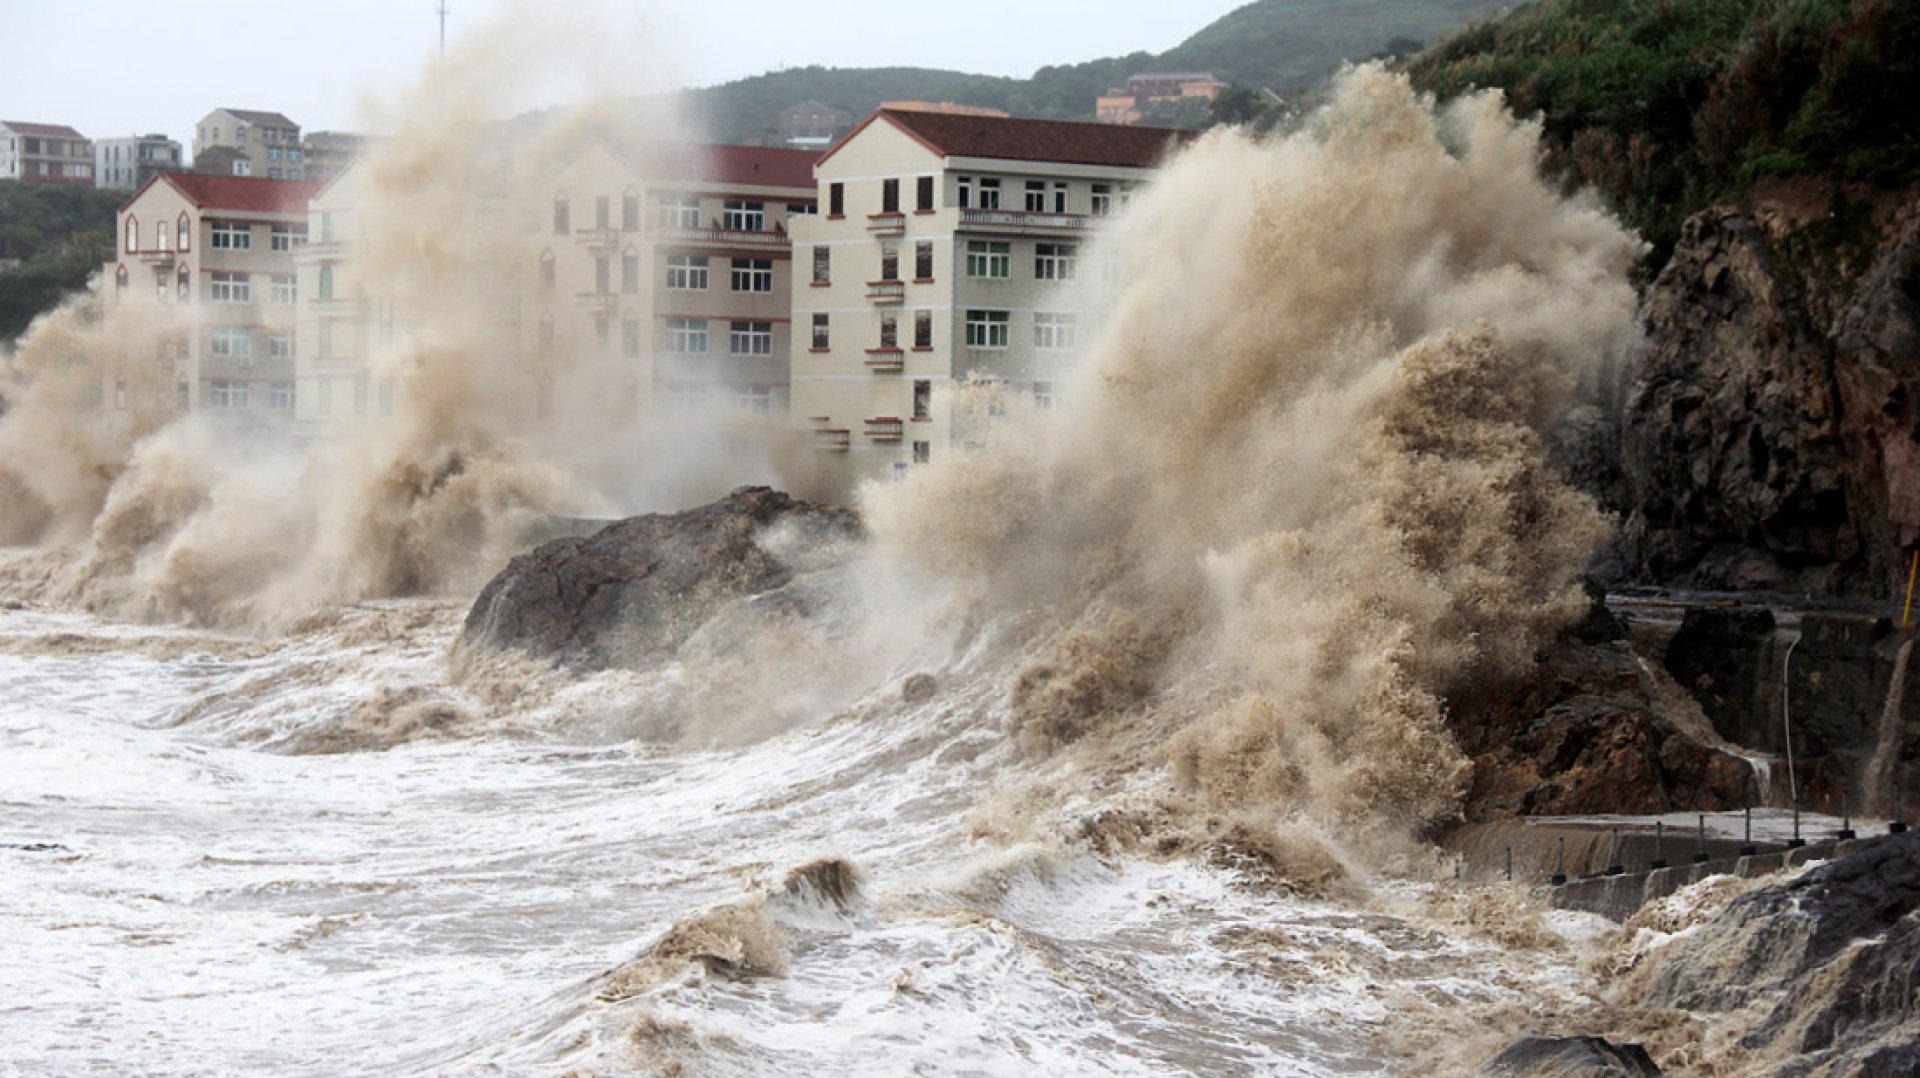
[
  {"xmin": 867, "ymin": 212, "xmax": 906, "ymax": 235},
  {"xmin": 866, "ymin": 280, "xmax": 904, "ymax": 304},
  {"xmin": 864, "ymin": 349, "xmax": 904, "ymax": 373},
  {"xmin": 958, "ymin": 208, "xmax": 1100, "ymax": 232},
  {"xmin": 657, "ymin": 225, "xmax": 788, "ymax": 248},
  {"xmin": 575, "ymin": 290, "xmax": 618, "ymax": 312},
  {"xmin": 133, "ymin": 247, "xmax": 179, "ymax": 263},
  {"xmin": 864, "ymin": 417, "xmax": 904, "ymax": 441},
  {"xmin": 574, "ymin": 227, "xmax": 619, "ymax": 247},
  {"xmin": 813, "ymin": 428, "xmax": 850, "ymax": 450}
]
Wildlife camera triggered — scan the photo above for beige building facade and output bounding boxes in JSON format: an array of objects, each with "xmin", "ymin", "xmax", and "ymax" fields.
[
  {"xmin": 790, "ymin": 109, "xmax": 1188, "ymax": 494},
  {"xmin": 106, "ymin": 173, "xmax": 320, "ymax": 430},
  {"xmin": 193, "ymin": 108, "xmax": 305, "ymax": 179},
  {"xmin": 1, "ymin": 122, "xmax": 93, "ymax": 184}
]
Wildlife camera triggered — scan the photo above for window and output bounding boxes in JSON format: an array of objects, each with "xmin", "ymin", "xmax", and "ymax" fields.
[
  {"xmin": 318, "ymin": 264, "xmax": 334, "ymax": 299},
  {"xmin": 318, "ymin": 319, "xmax": 333, "ymax": 359},
  {"xmin": 978, "ymin": 178, "xmax": 1001, "ymax": 209},
  {"xmin": 914, "ymin": 309, "xmax": 932, "ymax": 349},
  {"xmin": 915, "ymin": 241, "xmax": 933, "ymax": 280},
  {"xmin": 957, "ymin": 176, "xmax": 971, "ymax": 208},
  {"xmin": 321, "ymin": 211, "xmax": 335, "ymax": 243},
  {"xmin": 177, "ymin": 264, "xmax": 190, "ymax": 302},
  {"xmin": 268, "ymin": 146, "xmax": 282, "ymax": 161},
  {"xmin": 210, "ymin": 327, "xmax": 251, "ymax": 358},
  {"xmin": 271, "ymin": 382, "xmax": 296, "ymax": 410},
  {"xmin": 622, "ymin": 251, "xmax": 639, "ymax": 294},
  {"xmin": 722, "ymin": 200, "xmax": 765, "ymax": 231},
  {"xmin": 913, "ymin": 440, "xmax": 930, "ymax": 464},
  {"xmin": 879, "ymin": 314, "xmax": 897, "ymax": 350},
  {"xmin": 666, "ymin": 255, "xmax": 708, "ymax": 290},
  {"xmin": 124, "ymin": 216, "xmax": 138, "ymax": 252},
  {"xmin": 1034, "ymin": 381, "xmax": 1056, "ymax": 410},
  {"xmin": 1092, "ymin": 184, "xmax": 1113, "ymax": 216},
  {"xmin": 1034, "ymin": 312, "xmax": 1077, "ymax": 351},
  {"xmin": 177, "ymin": 212, "xmax": 192, "ymax": 251},
  {"xmin": 730, "ymin": 321, "xmax": 773, "ymax": 356},
  {"xmin": 539, "ymin": 250, "xmax": 555, "ymax": 291},
  {"xmin": 659, "ymin": 194, "xmax": 700, "ymax": 228},
  {"xmin": 1035, "ymin": 243, "xmax": 1078, "ymax": 281},
  {"xmin": 595, "ymin": 255, "xmax": 611, "ymax": 295},
  {"xmin": 811, "ymin": 313, "xmax": 829, "ymax": 350},
  {"xmin": 156, "ymin": 220, "xmax": 172, "ymax": 251},
  {"xmin": 271, "ymin": 274, "xmax": 296, "ymax": 304},
  {"xmin": 881, "ymin": 179, "xmax": 899, "ymax": 214},
  {"xmin": 208, "ymin": 380, "xmax": 250, "ymax": 409},
  {"xmin": 812, "ymin": 245, "xmax": 830, "ymax": 284},
  {"xmin": 731, "ymin": 384, "xmax": 772, "ymax": 415},
  {"xmin": 270, "ymin": 333, "xmax": 294, "ymax": 359},
  {"xmin": 828, "ymin": 182, "xmax": 844, "ymax": 216},
  {"xmin": 1054, "ymin": 181, "xmax": 1068, "ymax": 213},
  {"xmin": 622, "ymin": 188, "xmax": 640, "ymax": 231},
  {"xmin": 552, "ymin": 193, "xmax": 569, "ymax": 235},
  {"xmin": 622, "ymin": 312, "xmax": 640, "ymax": 358},
  {"xmin": 916, "ymin": 175, "xmax": 934, "ymax": 211},
  {"xmin": 880, "ymin": 245, "xmax": 898, "ymax": 282},
  {"xmin": 211, "ymin": 222, "xmax": 250, "ymax": 250},
  {"xmin": 270, "ymin": 224, "xmax": 304, "ymax": 252},
  {"xmin": 730, "ymin": 258, "xmax": 773, "ymax": 293},
  {"xmin": 594, "ymin": 315, "xmax": 609, "ymax": 348},
  {"xmin": 667, "ymin": 318, "xmax": 708, "ymax": 353},
  {"xmin": 1025, "ymin": 180, "xmax": 1045, "ymax": 212},
  {"xmin": 115, "ymin": 265, "xmax": 128, "ymax": 292},
  {"xmin": 965, "ymin": 310, "xmax": 1009, "ymax": 348},
  {"xmin": 966, "ymin": 241, "xmax": 1009, "ymax": 279},
  {"xmin": 595, "ymin": 194, "xmax": 610, "ymax": 229},
  {"xmin": 913, "ymin": 380, "xmax": 931, "ymax": 419},
  {"xmin": 209, "ymin": 272, "xmax": 251, "ymax": 303}
]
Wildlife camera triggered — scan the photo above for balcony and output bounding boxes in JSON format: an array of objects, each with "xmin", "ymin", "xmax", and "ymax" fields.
[
  {"xmin": 864, "ymin": 417, "xmax": 904, "ymax": 441},
  {"xmin": 574, "ymin": 227, "xmax": 619, "ymax": 248},
  {"xmin": 865, "ymin": 280, "xmax": 904, "ymax": 304},
  {"xmin": 867, "ymin": 212, "xmax": 906, "ymax": 236},
  {"xmin": 133, "ymin": 246, "xmax": 180, "ymax": 264},
  {"xmin": 864, "ymin": 349, "xmax": 904, "ymax": 373},
  {"xmin": 958, "ymin": 208, "xmax": 1100, "ymax": 233},
  {"xmin": 813, "ymin": 428, "xmax": 850, "ymax": 450},
  {"xmin": 657, "ymin": 225, "xmax": 788, "ymax": 249},
  {"xmin": 575, "ymin": 290, "xmax": 617, "ymax": 313}
]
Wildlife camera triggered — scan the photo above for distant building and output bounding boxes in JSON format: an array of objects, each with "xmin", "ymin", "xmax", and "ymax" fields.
[
  {"xmin": 300, "ymin": 132, "xmax": 372, "ymax": 187},
  {"xmin": 779, "ymin": 101, "xmax": 852, "ymax": 150},
  {"xmin": 791, "ymin": 108, "xmax": 1191, "ymax": 492},
  {"xmin": 94, "ymin": 134, "xmax": 183, "ymax": 191},
  {"xmin": 1096, "ymin": 72, "xmax": 1229, "ymax": 125},
  {"xmin": 1096, "ymin": 92, "xmax": 1142, "ymax": 126},
  {"xmin": 878, "ymin": 102, "xmax": 1010, "ymax": 118},
  {"xmin": 0, "ymin": 122, "xmax": 93, "ymax": 184},
  {"xmin": 193, "ymin": 108, "xmax": 304, "ymax": 179},
  {"xmin": 105, "ymin": 172, "xmax": 322, "ymax": 429}
]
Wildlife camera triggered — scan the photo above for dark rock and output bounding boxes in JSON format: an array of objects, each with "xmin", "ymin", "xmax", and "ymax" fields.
[
  {"xmin": 900, "ymin": 673, "xmax": 937, "ymax": 704},
  {"xmin": 1485, "ymin": 1035, "xmax": 1661, "ymax": 1076},
  {"xmin": 1635, "ymin": 830, "xmax": 1920, "ymax": 1074},
  {"xmin": 461, "ymin": 486, "xmax": 861, "ymax": 670}
]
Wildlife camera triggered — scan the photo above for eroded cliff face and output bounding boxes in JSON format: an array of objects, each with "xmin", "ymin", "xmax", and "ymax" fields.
[{"xmin": 1604, "ymin": 191, "xmax": 1920, "ymax": 596}]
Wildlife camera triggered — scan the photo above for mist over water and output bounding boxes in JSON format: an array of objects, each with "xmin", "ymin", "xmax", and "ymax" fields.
[{"xmin": 0, "ymin": 41, "xmax": 1743, "ymax": 1075}]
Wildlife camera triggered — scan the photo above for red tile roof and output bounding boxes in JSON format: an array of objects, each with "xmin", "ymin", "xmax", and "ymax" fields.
[
  {"xmin": 157, "ymin": 172, "xmax": 324, "ymax": 214},
  {"xmin": 656, "ymin": 144, "xmax": 819, "ymax": 191},
  {"xmin": 823, "ymin": 109, "xmax": 1196, "ymax": 170},
  {"xmin": 3, "ymin": 121, "xmax": 86, "ymax": 139}
]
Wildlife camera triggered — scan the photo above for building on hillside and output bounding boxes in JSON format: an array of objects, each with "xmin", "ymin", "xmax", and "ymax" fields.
[
  {"xmin": 779, "ymin": 101, "xmax": 852, "ymax": 150},
  {"xmin": 1096, "ymin": 72, "xmax": 1229, "ymax": 125},
  {"xmin": 0, "ymin": 122, "xmax": 93, "ymax": 184},
  {"xmin": 193, "ymin": 108, "xmax": 304, "ymax": 179},
  {"xmin": 790, "ymin": 109, "xmax": 1191, "ymax": 494},
  {"xmin": 528, "ymin": 141, "xmax": 817, "ymax": 420},
  {"xmin": 105, "ymin": 172, "xmax": 322, "ymax": 430},
  {"xmin": 300, "ymin": 132, "xmax": 372, "ymax": 186},
  {"xmin": 94, "ymin": 134, "xmax": 183, "ymax": 190}
]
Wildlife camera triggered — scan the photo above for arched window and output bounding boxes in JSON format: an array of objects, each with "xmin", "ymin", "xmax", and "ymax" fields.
[
  {"xmin": 622, "ymin": 186, "xmax": 639, "ymax": 231},
  {"xmin": 124, "ymin": 215, "xmax": 139, "ymax": 253},
  {"xmin": 156, "ymin": 219, "xmax": 171, "ymax": 251},
  {"xmin": 176, "ymin": 263, "xmax": 191, "ymax": 302},
  {"xmin": 621, "ymin": 244, "xmax": 639, "ymax": 294},
  {"xmin": 539, "ymin": 249, "xmax": 555, "ymax": 291},
  {"xmin": 538, "ymin": 311, "xmax": 555, "ymax": 347},
  {"xmin": 552, "ymin": 192, "xmax": 569, "ymax": 236},
  {"xmin": 114, "ymin": 264, "xmax": 129, "ymax": 292},
  {"xmin": 318, "ymin": 264, "xmax": 334, "ymax": 300},
  {"xmin": 177, "ymin": 211, "xmax": 191, "ymax": 252}
]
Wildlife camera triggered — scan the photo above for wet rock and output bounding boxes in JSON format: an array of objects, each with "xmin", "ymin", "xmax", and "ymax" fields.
[
  {"xmin": 1635, "ymin": 830, "xmax": 1920, "ymax": 1074},
  {"xmin": 900, "ymin": 673, "xmax": 937, "ymax": 704},
  {"xmin": 461, "ymin": 486, "xmax": 861, "ymax": 670},
  {"xmin": 1486, "ymin": 1035, "xmax": 1660, "ymax": 1076}
]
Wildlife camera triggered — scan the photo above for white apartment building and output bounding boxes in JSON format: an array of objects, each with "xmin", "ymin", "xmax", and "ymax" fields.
[
  {"xmin": 106, "ymin": 173, "xmax": 321, "ymax": 428},
  {"xmin": 193, "ymin": 108, "xmax": 304, "ymax": 179},
  {"xmin": 789, "ymin": 108, "xmax": 1190, "ymax": 493},
  {"xmin": 0, "ymin": 122, "xmax": 93, "ymax": 184},
  {"xmin": 94, "ymin": 134, "xmax": 183, "ymax": 190}
]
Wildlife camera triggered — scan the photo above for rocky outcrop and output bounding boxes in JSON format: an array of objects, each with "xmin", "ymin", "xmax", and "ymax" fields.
[
  {"xmin": 1486, "ymin": 1035, "xmax": 1660, "ymax": 1076},
  {"xmin": 1634, "ymin": 830, "xmax": 1920, "ymax": 1075},
  {"xmin": 1607, "ymin": 194, "xmax": 1920, "ymax": 596},
  {"xmin": 461, "ymin": 486, "xmax": 861, "ymax": 670}
]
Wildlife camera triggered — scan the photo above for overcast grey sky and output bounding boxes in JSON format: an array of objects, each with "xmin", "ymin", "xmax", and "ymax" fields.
[{"xmin": 2, "ymin": 0, "xmax": 1247, "ymax": 148}]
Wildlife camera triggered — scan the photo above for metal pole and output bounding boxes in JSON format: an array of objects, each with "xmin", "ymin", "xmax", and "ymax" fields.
[
  {"xmin": 1742, "ymin": 803, "xmax": 1756, "ymax": 856},
  {"xmin": 1788, "ymin": 798, "xmax": 1805, "ymax": 849},
  {"xmin": 1505, "ymin": 847, "xmax": 1513, "ymax": 883},
  {"xmin": 438, "ymin": 1, "xmax": 449, "ymax": 57},
  {"xmin": 1651, "ymin": 821, "xmax": 1667, "ymax": 870},
  {"xmin": 1551, "ymin": 837, "xmax": 1566, "ymax": 886},
  {"xmin": 1839, "ymin": 791, "xmax": 1856, "ymax": 841},
  {"xmin": 1693, "ymin": 814, "xmax": 1709, "ymax": 864}
]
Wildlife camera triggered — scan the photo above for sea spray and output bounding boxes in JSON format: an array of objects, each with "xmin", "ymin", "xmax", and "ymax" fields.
[{"xmin": 866, "ymin": 67, "xmax": 1642, "ymax": 860}]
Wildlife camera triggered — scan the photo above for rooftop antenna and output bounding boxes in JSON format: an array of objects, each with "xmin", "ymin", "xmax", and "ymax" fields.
[{"xmin": 437, "ymin": 0, "xmax": 450, "ymax": 57}]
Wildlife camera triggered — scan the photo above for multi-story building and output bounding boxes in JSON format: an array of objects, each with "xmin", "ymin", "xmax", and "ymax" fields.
[
  {"xmin": 193, "ymin": 109, "xmax": 304, "ymax": 179},
  {"xmin": 106, "ymin": 172, "xmax": 321, "ymax": 429},
  {"xmin": 779, "ymin": 101, "xmax": 852, "ymax": 150},
  {"xmin": 300, "ymin": 132, "xmax": 371, "ymax": 187},
  {"xmin": 529, "ymin": 140, "xmax": 816, "ymax": 420},
  {"xmin": 1096, "ymin": 72, "xmax": 1229, "ymax": 125},
  {"xmin": 0, "ymin": 122, "xmax": 93, "ymax": 184},
  {"xmin": 93, "ymin": 134, "xmax": 183, "ymax": 190},
  {"xmin": 790, "ymin": 108, "xmax": 1189, "ymax": 492}
]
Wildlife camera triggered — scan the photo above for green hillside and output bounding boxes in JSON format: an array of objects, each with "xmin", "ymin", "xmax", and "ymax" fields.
[
  {"xmin": 683, "ymin": 0, "xmax": 1502, "ymax": 143},
  {"xmin": 0, "ymin": 181, "xmax": 120, "ymax": 344}
]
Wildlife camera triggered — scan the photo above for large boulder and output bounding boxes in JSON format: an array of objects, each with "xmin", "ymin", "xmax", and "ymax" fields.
[
  {"xmin": 461, "ymin": 486, "xmax": 862, "ymax": 670},
  {"xmin": 1486, "ymin": 1036, "xmax": 1660, "ymax": 1076}
]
